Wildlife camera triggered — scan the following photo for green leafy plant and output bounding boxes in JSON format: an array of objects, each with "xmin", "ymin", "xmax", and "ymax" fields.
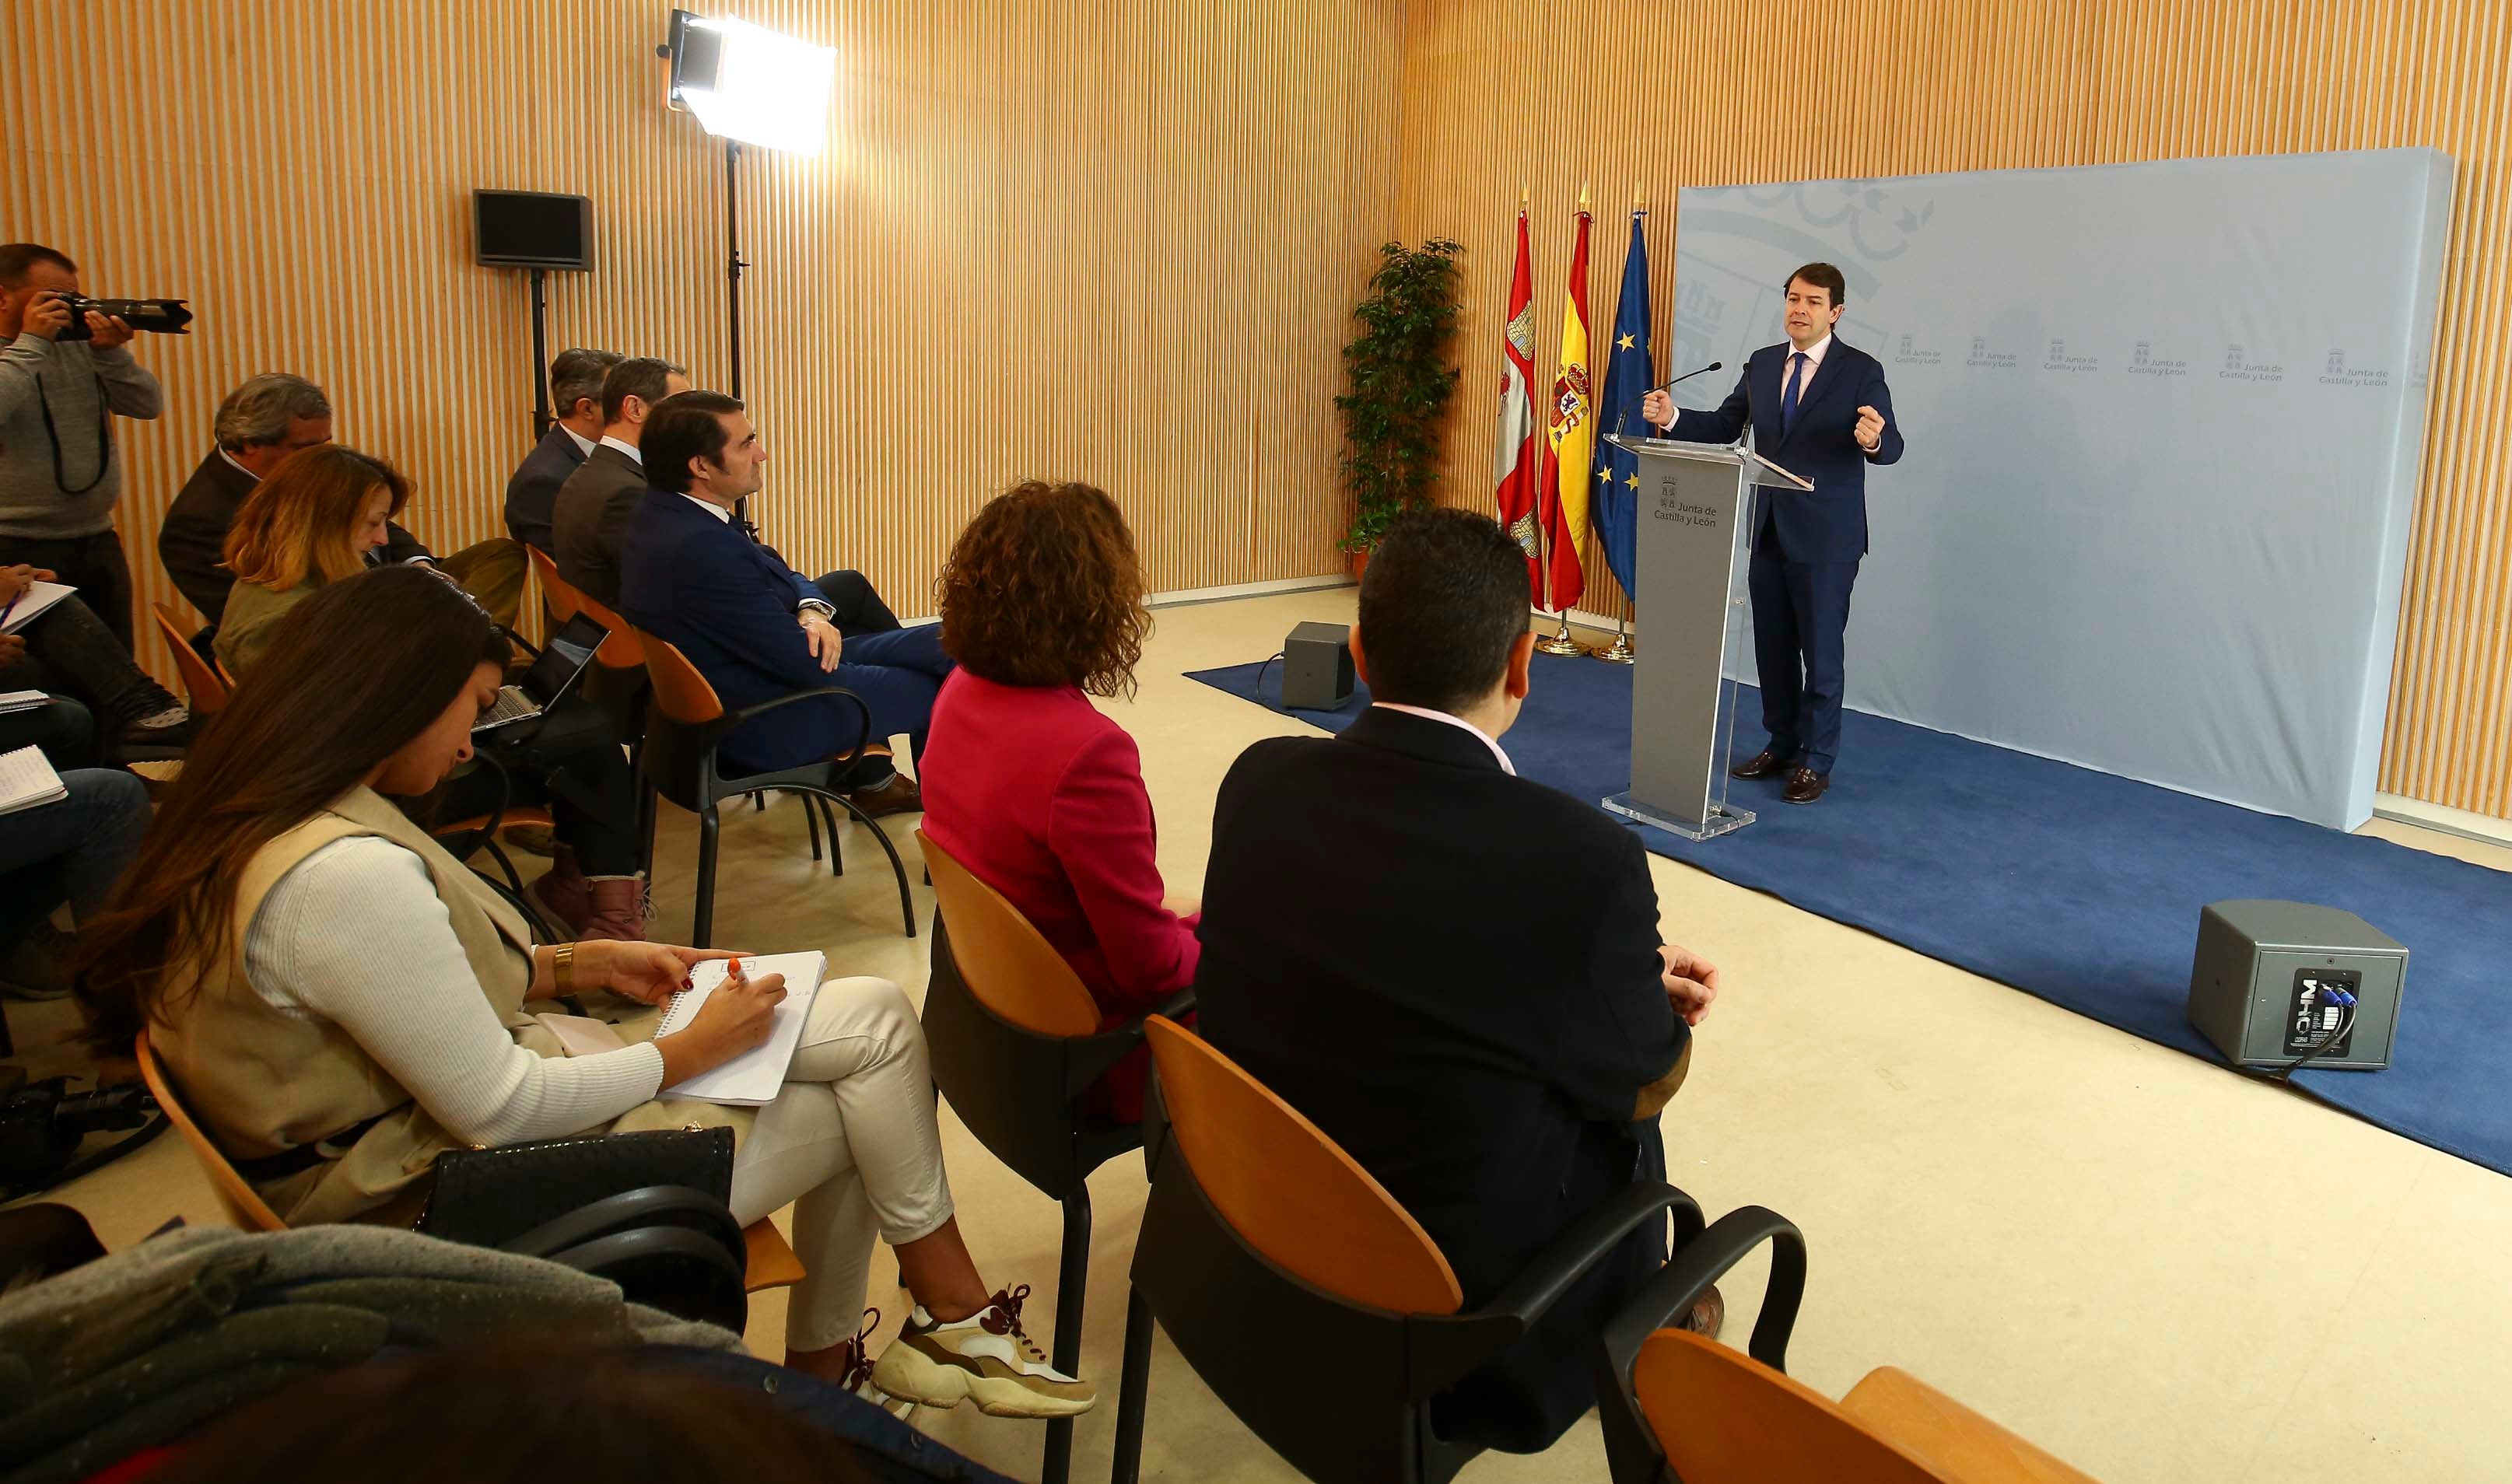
[{"xmin": 1335, "ymin": 237, "xmax": 1464, "ymax": 554}]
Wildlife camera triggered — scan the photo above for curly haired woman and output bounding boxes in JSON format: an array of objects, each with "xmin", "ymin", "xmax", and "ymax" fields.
[{"xmin": 918, "ymin": 481, "xmax": 1198, "ymax": 1120}]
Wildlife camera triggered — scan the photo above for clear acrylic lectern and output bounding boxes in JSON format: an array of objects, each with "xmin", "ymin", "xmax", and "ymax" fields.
[{"xmin": 1599, "ymin": 431, "xmax": 1810, "ymax": 842}]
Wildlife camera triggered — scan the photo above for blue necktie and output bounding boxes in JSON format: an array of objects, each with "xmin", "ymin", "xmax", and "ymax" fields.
[{"xmin": 1782, "ymin": 351, "xmax": 1806, "ymax": 434}]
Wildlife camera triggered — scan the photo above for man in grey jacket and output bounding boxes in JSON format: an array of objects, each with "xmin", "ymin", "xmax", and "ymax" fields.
[{"xmin": 0, "ymin": 243, "xmax": 165, "ymax": 652}]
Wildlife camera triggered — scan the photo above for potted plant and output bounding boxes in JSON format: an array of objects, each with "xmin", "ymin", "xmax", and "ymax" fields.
[{"xmin": 1335, "ymin": 237, "xmax": 1464, "ymax": 578}]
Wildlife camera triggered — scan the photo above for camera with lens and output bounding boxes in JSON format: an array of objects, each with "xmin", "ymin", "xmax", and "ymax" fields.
[
  {"xmin": 0, "ymin": 1066, "xmax": 158, "ymax": 1195},
  {"xmin": 51, "ymin": 294, "xmax": 194, "ymax": 341}
]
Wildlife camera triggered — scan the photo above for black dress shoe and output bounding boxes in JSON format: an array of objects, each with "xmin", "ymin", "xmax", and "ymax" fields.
[
  {"xmin": 1730, "ymin": 749, "xmax": 1791, "ymax": 779},
  {"xmin": 1782, "ymin": 767, "xmax": 1829, "ymax": 805}
]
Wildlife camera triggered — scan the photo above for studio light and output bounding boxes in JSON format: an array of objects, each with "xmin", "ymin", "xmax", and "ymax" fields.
[{"xmin": 667, "ymin": 12, "xmax": 836, "ymax": 156}]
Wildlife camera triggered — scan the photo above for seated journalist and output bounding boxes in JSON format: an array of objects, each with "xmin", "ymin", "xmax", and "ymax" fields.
[
  {"xmin": 76, "ymin": 567, "xmax": 1094, "ymax": 1417},
  {"xmin": 1190, "ymin": 507, "xmax": 1722, "ymax": 1454}
]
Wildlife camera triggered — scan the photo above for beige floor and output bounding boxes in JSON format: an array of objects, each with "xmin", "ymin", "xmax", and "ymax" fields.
[{"xmin": 16, "ymin": 586, "xmax": 2511, "ymax": 1483}]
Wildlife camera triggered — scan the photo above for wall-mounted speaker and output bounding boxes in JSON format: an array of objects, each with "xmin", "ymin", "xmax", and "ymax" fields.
[{"xmin": 474, "ymin": 190, "xmax": 594, "ymax": 271}]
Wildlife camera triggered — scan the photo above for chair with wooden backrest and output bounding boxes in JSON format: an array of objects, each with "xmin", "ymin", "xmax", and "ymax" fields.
[
  {"xmin": 632, "ymin": 629, "xmax": 914, "ymax": 945},
  {"xmin": 134, "ymin": 1030, "xmax": 803, "ymax": 1292},
  {"xmin": 526, "ymin": 545, "xmax": 580, "ymax": 625},
  {"xmin": 1592, "ymin": 1209, "xmax": 2097, "ymax": 1484},
  {"xmin": 1109, "ymin": 1017, "xmax": 1703, "ymax": 1484},
  {"xmin": 150, "ymin": 603, "xmax": 229, "ymax": 717},
  {"xmin": 917, "ymin": 828, "xmax": 1189, "ymax": 1484}
]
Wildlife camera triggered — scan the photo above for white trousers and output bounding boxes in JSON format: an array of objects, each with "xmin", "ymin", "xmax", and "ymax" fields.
[{"xmin": 726, "ymin": 975, "xmax": 955, "ymax": 1351}]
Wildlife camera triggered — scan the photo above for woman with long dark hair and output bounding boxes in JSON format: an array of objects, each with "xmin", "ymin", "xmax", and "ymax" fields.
[
  {"xmin": 78, "ymin": 565, "xmax": 1092, "ymax": 1418},
  {"xmin": 918, "ymin": 481, "xmax": 1199, "ymax": 1120}
]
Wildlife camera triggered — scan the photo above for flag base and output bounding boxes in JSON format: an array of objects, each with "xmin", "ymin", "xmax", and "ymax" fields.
[
  {"xmin": 1534, "ymin": 616, "xmax": 1585, "ymax": 656},
  {"xmin": 1592, "ymin": 632, "xmax": 1635, "ymax": 664}
]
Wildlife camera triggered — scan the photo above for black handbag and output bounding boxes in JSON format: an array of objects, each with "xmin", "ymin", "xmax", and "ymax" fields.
[{"xmin": 417, "ymin": 1127, "xmax": 751, "ymax": 1330}]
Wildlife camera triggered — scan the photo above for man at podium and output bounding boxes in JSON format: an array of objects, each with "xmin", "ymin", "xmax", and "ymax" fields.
[{"xmin": 1641, "ymin": 262, "xmax": 1902, "ymax": 805}]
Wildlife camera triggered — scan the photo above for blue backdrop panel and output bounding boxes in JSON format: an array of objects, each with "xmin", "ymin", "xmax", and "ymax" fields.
[
  {"xmin": 1186, "ymin": 653, "xmax": 2512, "ymax": 1176},
  {"xmin": 1668, "ymin": 150, "xmax": 2453, "ymax": 829}
]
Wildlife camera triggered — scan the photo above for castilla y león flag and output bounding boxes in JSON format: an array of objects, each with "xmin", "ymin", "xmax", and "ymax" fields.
[
  {"xmin": 1535, "ymin": 202, "xmax": 1592, "ymax": 610},
  {"xmin": 1492, "ymin": 205, "xmax": 1543, "ymax": 597}
]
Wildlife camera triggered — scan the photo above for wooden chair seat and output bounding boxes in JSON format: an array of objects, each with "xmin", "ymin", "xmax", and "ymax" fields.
[
  {"xmin": 1627, "ymin": 1329, "xmax": 2098, "ymax": 1483},
  {"xmin": 135, "ymin": 1030, "xmax": 799, "ymax": 1294}
]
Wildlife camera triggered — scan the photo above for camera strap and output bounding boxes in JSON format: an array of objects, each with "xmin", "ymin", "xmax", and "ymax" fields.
[{"xmin": 34, "ymin": 367, "xmax": 115, "ymax": 497}]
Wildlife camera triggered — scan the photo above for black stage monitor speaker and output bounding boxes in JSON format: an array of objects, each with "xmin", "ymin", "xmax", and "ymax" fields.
[
  {"xmin": 1281, "ymin": 621, "xmax": 1354, "ymax": 710},
  {"xmin": 475, "ymin": 190, "xmax": 594, "ymax": 271}
]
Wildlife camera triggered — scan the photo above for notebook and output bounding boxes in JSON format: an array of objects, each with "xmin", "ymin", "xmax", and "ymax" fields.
[
  {"xmin": 0, "ymin": 746, "xmax": 68, "ymax": 817},
  {"xmin": 0, "ymin": 580, "xmax": 75, "ymax": 635},
  {"xmin": 0, "ymin": 691, "xmax": 47, "ymax": 714},
  {"xmin": 653, "ymin": 952, "xmax": 828, "ymax": 1105}
]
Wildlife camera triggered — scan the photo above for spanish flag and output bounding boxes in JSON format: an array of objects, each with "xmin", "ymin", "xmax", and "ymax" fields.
[{"xmin": 1536, "ymin": 195, "xmax": 1592, "ymax": 610}]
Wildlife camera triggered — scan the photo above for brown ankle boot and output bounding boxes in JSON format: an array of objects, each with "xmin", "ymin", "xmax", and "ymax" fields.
[
  {"xmin": 526, "ymin": 849, "xmax": 592, "ymax": 934},
  {"xmin": 578, "ymin": 875, "xmax": 650, "ymax": 941}
]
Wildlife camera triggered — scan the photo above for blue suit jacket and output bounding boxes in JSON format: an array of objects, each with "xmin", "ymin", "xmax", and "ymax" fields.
[
  {"xmin": 617, "ymin": 491, "xmax": 843, "ymax": 772},
  {"xmin": 1668, "ymin": 338, "xmax": 1904, "ymax": 562}
]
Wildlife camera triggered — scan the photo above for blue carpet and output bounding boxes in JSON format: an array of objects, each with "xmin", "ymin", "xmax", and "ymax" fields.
[{"xmin": 1187, "ymin": 653, "xmax": 2512, "ymax": 1175}]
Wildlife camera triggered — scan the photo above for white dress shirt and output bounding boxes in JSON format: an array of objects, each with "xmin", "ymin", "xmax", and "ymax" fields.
[
  {"xmin": 1371, "ymin": 703, "xmax": 1517, "ymax": 775},
  {"xmin": 681, "ymin": 495, "xmax": 731, "ymax": 523},
  {"xmin": 597, "ymin": 434, "xmax": 642, "ymax": 464},
  {"xmin": 562, "ymin": 425, "xmax": 598, "ymax": 459}
]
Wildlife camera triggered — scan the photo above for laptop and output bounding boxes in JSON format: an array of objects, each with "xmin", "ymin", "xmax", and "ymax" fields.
[{"xmin": 475, "ymin": 612, "xmax": 609, "ymax": 736}]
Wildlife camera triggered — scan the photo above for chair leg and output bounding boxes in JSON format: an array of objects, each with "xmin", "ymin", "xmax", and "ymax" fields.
[
  {"xmin": 693, "ymin": 807, "xmax": 720, "ymax": 950},
  {"xmin": 1110, "ymin": 1285, "xmax": 1156, "ymax": 1484},
  {"xmin": 1039, "ymin": 1181, "xmax": 1094, "ymax": 1484},
  {"xmin": 822, "ymin": 790, "xmax": 916, "ymax": 938},
  {"xmin": 804, "ymin": 791, "xmax": 825, "ymax": 863},
  {"xmin": 818, "ymin": 795, "xmax": 843, "ymax": 877},
  {"xmin": 632, "ymin": 742, "xmax": 657, "ymax": 880}
]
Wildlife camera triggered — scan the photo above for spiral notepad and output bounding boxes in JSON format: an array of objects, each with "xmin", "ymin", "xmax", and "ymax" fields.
[{"xmin": 654, "ymin": 951, "xmax": 827, "ymax": 1105}]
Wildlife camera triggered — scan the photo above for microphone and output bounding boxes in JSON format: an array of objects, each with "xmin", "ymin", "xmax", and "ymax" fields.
[
  {"xmin": 1617, "ymin": 361, "xmax": 1722, "ymax": 439},
  {"xmin": 1648, "ymin": 359, "xmax": 1722, "ymax": 396}
]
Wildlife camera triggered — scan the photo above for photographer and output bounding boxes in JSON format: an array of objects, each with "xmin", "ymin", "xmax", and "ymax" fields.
[{"xmin": 0, "ymin": 243, "xmax": 166, "ymax": 653}]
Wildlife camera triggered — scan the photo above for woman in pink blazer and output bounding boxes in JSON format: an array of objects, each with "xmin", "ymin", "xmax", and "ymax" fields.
[{"xmin": 919, "ymin": 481, "xmax": 1197, "ymax": 1118}]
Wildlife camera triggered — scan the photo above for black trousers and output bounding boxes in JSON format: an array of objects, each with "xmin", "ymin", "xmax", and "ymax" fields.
[
  {"xmin": 437, "ymin": 699, "xmax": 640, "ymax": 876},
  {"xmin": 5, "ymin": 530, "xmax": 134, "ymax": 653},
  {"xmin": 808, "ymin": 569, "xmax": 901, "ymax": 638}
]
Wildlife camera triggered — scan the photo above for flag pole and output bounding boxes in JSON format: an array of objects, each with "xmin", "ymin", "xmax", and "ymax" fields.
[
  {"xmin": 1594, "ymin": 182, "xmax": 1644, "ymax": 666},
  {"xmin": 1534, "ymin": 182, "xmax": 1589, "ymax": 656}
]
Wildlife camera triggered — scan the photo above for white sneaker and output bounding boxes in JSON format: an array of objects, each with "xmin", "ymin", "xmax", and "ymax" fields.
[
  {"xmin": 131, "ymin": 703, "xmax": 191, "ymax": 731},
  {"xmin": 867, "ymin": 1285, "xmax": 1095, "ymax": 1418}
]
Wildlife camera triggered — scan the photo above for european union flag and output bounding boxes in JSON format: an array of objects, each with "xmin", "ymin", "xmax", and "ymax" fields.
[{"xmin": 1592, "ymin": 208, "xmax": 1653, "ymax": 597}]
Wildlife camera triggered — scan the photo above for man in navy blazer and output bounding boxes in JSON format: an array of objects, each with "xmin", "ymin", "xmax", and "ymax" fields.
[
  {"xmin": 617, "ymin": 390, "xmax": 949, "ymax": 815},
  {"xmin": 1644, "ymin": 262, "xmax": 1904, "ymax": 804}
]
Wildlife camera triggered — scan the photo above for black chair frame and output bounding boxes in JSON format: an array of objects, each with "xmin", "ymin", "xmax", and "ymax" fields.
[
  {"xmin": 921, "ymin": 915, "xmax": 1190, "ymax": 1484},
  {"xmin": 1592, "ymin": 1206, "xmax": 1809, "ymax": 1484},
  {"xmin": 640, "ymin": 683, "xmax": 913, "ymax": 946},
  {"xmin": 1110, "ymin": 1087, "xmax": 1706, "ymax": 1484}
]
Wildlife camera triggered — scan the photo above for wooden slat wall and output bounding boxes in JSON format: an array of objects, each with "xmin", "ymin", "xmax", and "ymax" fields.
[
  {"xmin": 1396, "ymin": 0, "xmax": 2512, "ymax": 817},
  {"xmin": 5, "ymin": 0, "xmax": 1402, "ymax": 654}
]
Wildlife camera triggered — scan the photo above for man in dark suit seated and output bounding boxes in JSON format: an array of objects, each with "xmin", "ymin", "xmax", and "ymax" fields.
[
  {"xmin": 1193, "ymin": 508, "xmax": 1722, "ymax": 1455},
  {"xmin": 503, "ymin": 347, "xmax": 619, "ymax": 555},
  {"xmin": 618, "ymin": 390, "xmax": 949, "ymax": 817},
  {"xmin": 553, "ymin": 355, "xmax": 689, "ymax": 610},
  {"xmin": 1643, "ymin": 261, "xmax": 1904, "ymax": 806},
  {"xmin": 158, "ymin": 373, "xmax": 528, "ymax": 644}
]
